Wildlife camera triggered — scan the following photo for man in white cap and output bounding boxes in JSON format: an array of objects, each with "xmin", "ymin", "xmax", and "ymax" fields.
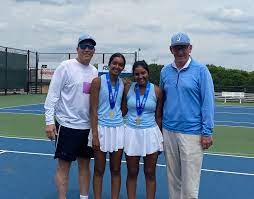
[
  {"xmin": 160, "ymin": 32, "xmax": 214, "ymax": 199},
  {"xmin": 45, "ymin": 33, "xmax": 98, "ymax": 199}
]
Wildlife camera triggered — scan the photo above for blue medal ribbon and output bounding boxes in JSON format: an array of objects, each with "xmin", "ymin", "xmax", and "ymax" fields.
[
  {"xmin": 135, "ymin": 82, "xmax": 150, "ymax": 116},
  {"xmin": 106, "ymin": 73, "xmax": 119, "ymax": 109}
]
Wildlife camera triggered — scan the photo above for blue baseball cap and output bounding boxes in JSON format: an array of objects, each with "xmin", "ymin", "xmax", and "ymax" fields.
[
  {"xmin": 171, "ymin": 32, "xmax": 190, "ymax": 46},
  {"xmin": 78, "ymin": 33, "xmax": 96, "ymax": 47}
]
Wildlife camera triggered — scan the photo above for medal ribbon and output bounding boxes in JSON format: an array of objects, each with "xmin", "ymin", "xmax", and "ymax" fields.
[
  {"xmin": 135, "ymin": 82, "xmax": 150, "ymax": 116},
  {"xmin": 106, "ymin": 73, "xmax": 119, "ymax": 109}
]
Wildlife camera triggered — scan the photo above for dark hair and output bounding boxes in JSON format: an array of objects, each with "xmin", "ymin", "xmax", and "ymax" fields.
[
  {"xmin": 132, "ymin": 60, "xmax": 149, "ymax": 74},
  {"xmin": 108, "ymin": 53, "xmax": 126, "ymax": 67}
]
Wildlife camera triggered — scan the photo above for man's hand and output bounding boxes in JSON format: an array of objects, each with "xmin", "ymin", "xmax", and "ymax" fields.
[
  {"xmin": 200, "ymin": 135, "xmax": 213, "ymax": 150},
  {"xmin": 45, "ymin": 124, "xmax": 57, "ymax": 140}
]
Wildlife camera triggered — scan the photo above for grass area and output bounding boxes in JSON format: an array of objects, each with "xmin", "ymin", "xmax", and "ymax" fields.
[
  {"xmin": 208, "ymin": 126, "xmax": 254, "ymax": 156},
  {"xmin": 0, "ymin": 94, "xmax": 46, "ymax": 138},
  {"xmin": 0, "ymin": 113, "xmax": 45, "ymax": 139},
  {"xmin": 0, "ymin": 94, "xmax": 46, "ymax": 108}
]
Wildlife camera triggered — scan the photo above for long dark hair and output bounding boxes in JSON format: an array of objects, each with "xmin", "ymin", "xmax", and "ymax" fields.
[
  {"xmin": 132, "ymin": 60, "xmax": 149, "ymax": 74},
  {"xmin": 108, "ymin": 53, "xmax": 126, "ymax": 67}
]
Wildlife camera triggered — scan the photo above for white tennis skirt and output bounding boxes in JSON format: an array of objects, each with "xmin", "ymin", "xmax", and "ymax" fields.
[
  {"xmin": 88, "ymin": 125, "xmax": 124, "ymax": 153},
  {"xmin": 124, "ymin": 125, "xmax": 163, "ymax": 157}
]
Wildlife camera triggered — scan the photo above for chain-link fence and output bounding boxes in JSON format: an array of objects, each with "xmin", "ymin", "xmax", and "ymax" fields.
[
  {"xmin": 39, "ymin": 52, "xmax": 137, "ymax": 68},
  {"xmin": 0, "ymin": 46, "xmax": 32, "ymax": 95},
  {"xmin": 0, "ymin": 46, "xmax": 137, "ymax": 95},
  {"xmin": 38, "ymin": 52, "xmax": 137, "ymax": 94}
]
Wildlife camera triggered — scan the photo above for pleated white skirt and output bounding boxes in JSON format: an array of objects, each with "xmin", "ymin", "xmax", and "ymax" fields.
[
  {"xmin": 124, "ymin": 125, "xmax": 163, "ymax": 157},
  {"xmin": 88, "ymin": 125, "xmax": 124, "ymax": 153}
]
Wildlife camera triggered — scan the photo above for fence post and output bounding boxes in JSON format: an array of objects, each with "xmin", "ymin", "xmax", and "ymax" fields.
[
  {"xmin": 102, "ymin": 53, "xmax": 105, "ymax": 64},
  {"xmin": 27, "ymin": 50, "xmax": 30, "ymax": 94},
  {"xmin": 40, "ymin": 67, "xmax": 42, "ymax": 94},
  {"xmin": 35, "ymin": 52, "xmax": 38, "ymax": 94},
  {"xmin": 4, "ymin": 48, "xmax": 7, "ymax": 95}
]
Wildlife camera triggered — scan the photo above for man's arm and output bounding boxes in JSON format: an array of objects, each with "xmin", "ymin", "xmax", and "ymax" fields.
[
  {"xmin": 44, "ymin": 64, "xmax": 67, "ymax": 139},
  {"xmin": 200, "ymin": 66, "xmax": 215, "ymax": 149}
]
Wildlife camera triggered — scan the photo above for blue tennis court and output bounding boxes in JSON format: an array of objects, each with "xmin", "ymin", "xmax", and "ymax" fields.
[
  {"xmin": 0, "ymin": 103, "xmax": 254, "ymax": 198},
  {"xmin": 0, "ymin": 136, "xmax": 254, "ymax": 199},
  {"xmin": 0, "ymin": 104, "xmax": 44, "ymax": 115},
  {"xmin": 215, "ymin": 105, "xmax": 254, "ymax": 127}
]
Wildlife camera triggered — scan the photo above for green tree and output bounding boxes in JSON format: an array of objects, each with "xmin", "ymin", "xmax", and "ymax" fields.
[{"xmin": 149, "ymin": 63, "xmax": 254, "ymax": 92}]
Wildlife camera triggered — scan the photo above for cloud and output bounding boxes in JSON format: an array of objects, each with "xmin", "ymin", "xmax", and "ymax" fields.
[
  {"xmin": 185, "ymin": 22, "xmax": 254, "ymax": 38},
  {"xmin": 185, "ymin": 7, "xmax": 254, "ymax": 39},
  {"xmin": 224, "ymin": 48, "xmax": 254, "ymax": 55},
  {"xmin": 15, "ymin": 0, "xmax": 73, "ymax": 6},
  {"xmin": 206, "ymin": 8, "xmax": 253, "ymax": 24},
  {"xmin": 0, "ymin": 0, "xmax": 254, "ymax": 71},
  {"xmin": 0, "ymin": 22, "xmax": 8, "ymax": 30}
]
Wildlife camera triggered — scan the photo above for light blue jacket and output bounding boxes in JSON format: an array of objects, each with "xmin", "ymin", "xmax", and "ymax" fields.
[{"xmin": 159, "ymin": 58, "xmax": 214, "ymax": 136}]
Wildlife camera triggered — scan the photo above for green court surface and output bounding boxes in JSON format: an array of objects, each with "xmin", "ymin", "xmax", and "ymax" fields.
[
  {"xmin": 208, "ymin": 126, "xmax": 254, "ymax": 156},
  {"xmin": 0, "ymin": 113, "xmax": 44, "ymax": 138},
  {"xmin": 0, "ymin": 94, "xmax": 46, "ymax": 107},
  {"xmin": 0, "ymin": 94, "xmax": 46, "ymax": 138},
  {"xmin": 0, "ymin": 94, "xmax": 253, "ymax": 157}
]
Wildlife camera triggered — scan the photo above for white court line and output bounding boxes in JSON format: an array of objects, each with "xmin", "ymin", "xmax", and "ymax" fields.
[
  {"xmin": 2, "ymin": 149, "xmax": 254, "ymax": 176},
  {"xmin": 0, "ymin": 103, "xmax": 44, "ymax": 110},
  {"xmin": 204, "ymin": 152, "xmax": 254, "ymax": 159},
  {"xmin": 216, "ymin": 104, "xmax": 254, "ymax": 108},
  {"xmin": 0, "ymin": 108, "xmax": 43, "ymax": 112},
  {"xmin": 215, "ymin": 120, "xmax": 254, "ymax": 125},
  {"xmin": 1, "ymin": 135, "xmax": 254, "ymax": 159},
  {"xmin": 201, "ymin": 169, "xmax": 254, "ymax": 176},
  {"xmin": 216, "ymin": 124, "xmax": 254, "ymax": 129},
  {"xmin": 3, "ymin": 150, "xmax": 54, "ymax": 157},
  {"xmin": 0, "ymin": 111, "xmax": 42, "ymax": 115},
  {"xmin": 0, "ymin": 135, "xmax": 49, "ymax": 141},
  {"xmin": 216, "ymin": 112, "xmax": 254, "ymax": 116}
]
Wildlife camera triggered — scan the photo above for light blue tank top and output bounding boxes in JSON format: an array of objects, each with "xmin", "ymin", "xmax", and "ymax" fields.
[
  {"xmin": 97, "ymin": 74, "xmax": 124, "ymax": 126},
  {"xmin": 126, "ymin": 82, "xmax": 157, "ymax": 129}
]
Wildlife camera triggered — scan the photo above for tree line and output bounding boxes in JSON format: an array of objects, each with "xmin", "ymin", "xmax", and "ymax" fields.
[{"xmin": 147, "ymin": 64, "xmax": 254, "ymax": 93}]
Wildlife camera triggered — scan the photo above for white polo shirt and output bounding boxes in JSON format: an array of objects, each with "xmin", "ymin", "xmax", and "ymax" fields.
[{"xmin": 44, "ymin": 58, "xmax": 98, "ymax": 129}]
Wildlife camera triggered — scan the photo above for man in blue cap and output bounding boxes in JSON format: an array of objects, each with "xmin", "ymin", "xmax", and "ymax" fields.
[
  {"xmin": 45, "ymin": 33, "xmax": 98, "ymax": 199},
  {"xmin": 160, "ymin": 32, "xmax": 214, "ymax": 199}
]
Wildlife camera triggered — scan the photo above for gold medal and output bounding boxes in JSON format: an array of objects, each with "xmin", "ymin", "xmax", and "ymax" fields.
[
  {"xmin": 109, "ymin": 111, "xmax": 114, "ymax": 119},
  {"xmin": 136, "ymin": 117, "xmax": 141, "ymax": 125}
]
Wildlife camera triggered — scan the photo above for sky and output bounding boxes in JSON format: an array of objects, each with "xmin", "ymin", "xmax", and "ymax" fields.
[{"xmin": 0, "ymin": 0, "xmax": 253, "ymax": 71}]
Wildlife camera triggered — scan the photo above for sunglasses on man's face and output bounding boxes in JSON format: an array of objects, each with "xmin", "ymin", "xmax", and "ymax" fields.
[
  {"xmin": 172, "ymin": 45, "xmax": 189, "ymax": 51},
  {"xmin": 79, "ymin": 44, "xmax": 95, "ymax": 50}
]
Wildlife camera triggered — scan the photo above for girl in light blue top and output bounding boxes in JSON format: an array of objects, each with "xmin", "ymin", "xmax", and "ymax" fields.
[
  {"xmin": 126, "ymin": 82, "xmax": 157, "ymax": 129},
  {"xmin": 122, "ymin": 60, "xmax": 163, "ymax": 199},
  {"xmin": 97, "ymin": 72, "xmax": 124, "ymax": 127},
  {"xmin": 90, "ymin": 53, "xmax": 126, "ymax": 199}
]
